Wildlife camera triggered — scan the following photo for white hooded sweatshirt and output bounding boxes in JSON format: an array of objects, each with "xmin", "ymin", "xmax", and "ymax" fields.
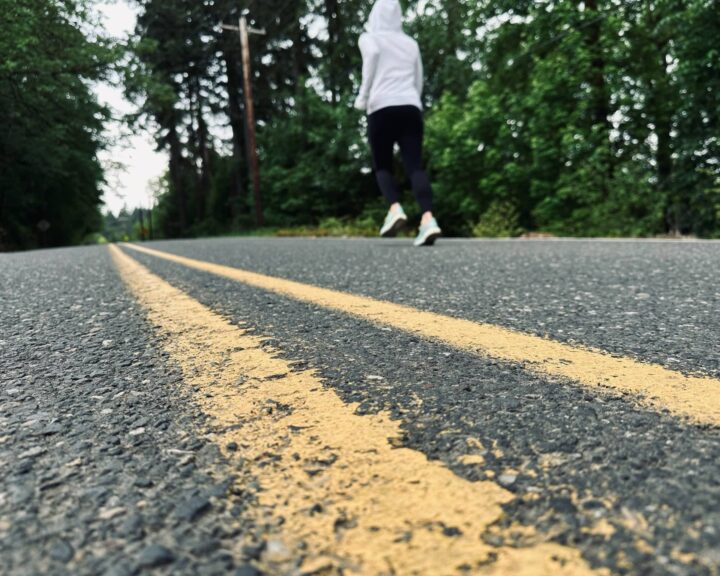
[{"xmin": 354, "ymin": 0, "xmax": 423, "ymax": 114}]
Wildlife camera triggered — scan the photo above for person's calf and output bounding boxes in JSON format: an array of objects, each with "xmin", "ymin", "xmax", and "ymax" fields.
[
  {"xmin": 375, "ymin": 170, "xmax": 400, "ymax": 205},
  {"xmin": 410, "ymin": 170, "xmax": 433, "ymax": 214}
]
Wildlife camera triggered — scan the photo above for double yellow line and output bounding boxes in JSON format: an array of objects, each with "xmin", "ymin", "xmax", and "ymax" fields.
[
  {"xmin": 111, "ymin": 244, "xmax": 611, "ymax": 575},
  {"xmin": 122, "ymin": 242, "xmax": 720, "ymax": 427},
  {"xmin": 111, "ymin": 242, "xmax": 714, "ymax": 574}
]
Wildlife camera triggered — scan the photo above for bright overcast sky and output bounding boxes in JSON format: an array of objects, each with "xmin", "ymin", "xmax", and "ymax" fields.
[{"xmin": 96, "ymin": 1, "xmax": 166, "ymax": 215}]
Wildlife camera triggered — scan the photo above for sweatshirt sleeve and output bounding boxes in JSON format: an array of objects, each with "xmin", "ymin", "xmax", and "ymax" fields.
[
  {"xmin": 355, "ymin": 34, "xmax": 380, "ymax": 110},
  {"xmin": 415, "ymin": 48, "xmax": 424, "ymax": 99}
]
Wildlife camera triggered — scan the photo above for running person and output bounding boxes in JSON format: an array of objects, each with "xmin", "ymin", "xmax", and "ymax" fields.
[{"xmin": 354, "ymin": 0, "xmax": 442, "ymax": 246}]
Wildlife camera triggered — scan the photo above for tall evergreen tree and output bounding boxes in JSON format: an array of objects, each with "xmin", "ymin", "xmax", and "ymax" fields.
[{"xmin": 0, "ymin": 0, "xmax": 115, "ymax": 250}]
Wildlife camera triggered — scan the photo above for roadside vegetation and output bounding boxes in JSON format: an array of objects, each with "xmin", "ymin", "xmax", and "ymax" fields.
[
  {"xmin": 2, "ymin": 0, "xmax": 719, "ymax": 250},
  {"xmin": 0, "ymin": 0, "xmax": 117, "ymax": 251}
]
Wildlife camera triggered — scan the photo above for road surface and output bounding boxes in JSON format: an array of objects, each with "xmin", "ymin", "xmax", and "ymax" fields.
[{"xmin": 1, "ymin": 237, "xmax": 719, "ymax": 575}]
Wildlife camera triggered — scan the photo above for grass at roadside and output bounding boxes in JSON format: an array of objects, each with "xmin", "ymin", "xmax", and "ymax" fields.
[{"xmin": 276, "ymin": 216, "xmax": 379, "ymax": 238}]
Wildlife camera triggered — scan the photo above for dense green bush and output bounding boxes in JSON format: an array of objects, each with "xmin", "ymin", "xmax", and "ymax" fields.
[
  {"xmin": 472, "ymin": 202, "xmax": 523, "ymax": 238},
  {"xmin": 0, "ymin": 0, "xmax": 115, "ymax": 250}
]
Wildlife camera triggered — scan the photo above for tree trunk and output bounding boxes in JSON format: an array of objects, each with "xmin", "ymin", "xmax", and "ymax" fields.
[
  {"xmin": 325, "ymin": 0, "xmax": 339, "ymax": 104},
  {"xmin": 583, "ymin": 0, "xmax": 613, "ymax": 199},
  {"xmin": 186, "ymin": 80, "xmax": 206, "ymax": 224},
  {"xmin": 167, "ymin": 122, "xmax": 187, "ymax": 234},
  {"xmin": 194, "ymin": 84, "xmax": 211, "ymax": 223},
  {"xmin": 644, "ymin": 7, "xmax": 676, "ymax": 232},
  {"xmin": 654, "ymin": 54, "xmax": 675, "ymax": 232}
]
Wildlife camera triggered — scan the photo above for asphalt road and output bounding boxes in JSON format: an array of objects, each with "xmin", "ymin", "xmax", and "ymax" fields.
[{"xmin": 2, "ymin": 237, "xmax": 719, "ymax": 576}]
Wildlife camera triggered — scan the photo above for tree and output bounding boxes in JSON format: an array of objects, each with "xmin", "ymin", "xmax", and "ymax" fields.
[
  {"xmin": 0, "ymin": 0, "xmax": 115, "ymax": 250},
  {"xmin": 124, "ymin": 0, "xmax": 719, "ymax": 239}
]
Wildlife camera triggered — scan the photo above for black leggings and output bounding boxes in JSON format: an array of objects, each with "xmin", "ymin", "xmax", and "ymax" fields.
[{"xmin": 368, "ymin": 105, "xmax": 433, "ymax": 213}]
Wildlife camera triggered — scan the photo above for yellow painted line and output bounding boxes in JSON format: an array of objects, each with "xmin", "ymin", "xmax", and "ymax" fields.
[
  {"xmin": 110, "ymin": 244, "xmax": 606, "ymax": 575},
  {"xmin": 122, "ymin": 242, "xmax": 720, "ymax": 427}
]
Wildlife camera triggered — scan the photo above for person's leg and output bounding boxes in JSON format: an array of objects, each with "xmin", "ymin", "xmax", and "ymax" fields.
[
  {"xmin": 368, "ymin": 108, "xmax": 408, "ymax": 237},
  {"xmin": 368, "ymin": 109, "xmax": 400, "ymax": 206},
  {"xmin": 397, "ymin": 107, "xmax": 441, "ymax": 246},
  {"xmin": 397, "ymin": 107, "xmax": 433, "ymax": 222}
]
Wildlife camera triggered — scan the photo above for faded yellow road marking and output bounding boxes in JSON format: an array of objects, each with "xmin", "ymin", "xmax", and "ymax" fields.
[
  {"xmin": 110, "ymin": 245, "xmax": 605, "ymax": 575},
  {"xmin": 123, "ymin": 243, "xmax": 720, "ymax": 427}
]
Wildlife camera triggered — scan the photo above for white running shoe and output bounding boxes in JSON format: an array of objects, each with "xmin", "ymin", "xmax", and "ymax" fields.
[
  {"xmin": 413, "ymin": 217, "xmax": 442, "ymax": 246},
  {"xmin": 380, "ymin": 206, "xmax": 408, "ymax": 237}
]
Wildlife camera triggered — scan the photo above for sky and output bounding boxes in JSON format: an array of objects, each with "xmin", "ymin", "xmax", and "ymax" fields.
[{"xmin": 96, "ymin": 1, "xmax": 166, "ymax": 215}]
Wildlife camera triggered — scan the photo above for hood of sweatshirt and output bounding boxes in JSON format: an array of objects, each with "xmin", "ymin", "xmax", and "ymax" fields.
[{"xmin": 367, "ymin": 0, "xmax": 403, "ymax": 33}]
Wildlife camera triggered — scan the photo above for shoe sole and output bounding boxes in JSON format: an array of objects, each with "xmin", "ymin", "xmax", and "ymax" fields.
[
  {"xmin": 414, "ymin": 230, "xmax": 441, "ymax": 247},
  {"xmin": 380, "ymin": 216, "xmax": 407, "ymax": 238}
]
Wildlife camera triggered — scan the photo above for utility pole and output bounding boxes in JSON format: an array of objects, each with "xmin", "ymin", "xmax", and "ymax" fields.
[
  {"xmin": 138, "ymin": 209, "xmax": 146, "ymax": 241},
  {"xmin": 147, "ymin": 204, "xmax": 153, "ymax": 241},
  {"xmin": 222, "ymin": 16, "xmax": 265, "ymax": 227}
]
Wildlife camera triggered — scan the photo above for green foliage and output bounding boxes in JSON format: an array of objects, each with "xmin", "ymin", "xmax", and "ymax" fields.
[
  {"xmin": 472, "ymin": 202, "xmax": 522, "ymax": 238},
  {"xmin": 0, "ymin": 0, "xmax": 704, "ymax": 249},
  {"xmin": 83, "ymin": 233, "xmax": 108, "ymax": 245},
  {"xmin": 0, "ymin": 0, "xmax": 116, "ymax": 251},
  {"xmin": 261, "ymin": 86, "xmax": 376, "ymax": 226},
  {"xmin": 9, "ymin": 0, "xmax": 716, "ymax": 248},
  {"xmin": 103, "ymin": 208, "xmax": 142, "ymax": 242},
  {"xmin": 424, "ymin": 0, "xmax": 718, "ymax": 237},
  {"xmin": 277, "ymin": 216, "xmax": 379, "ymax": 238},
  {"xmin": 124, "ymin": 0, "xmax": 720, "ymax": 240}
]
